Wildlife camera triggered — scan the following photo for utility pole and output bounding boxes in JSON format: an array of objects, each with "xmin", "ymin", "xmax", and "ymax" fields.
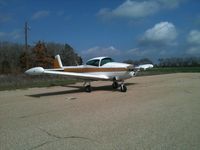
[
  {"xmin": 24, "ymin": 21, "xmax": 30, "ymax": 69},
  {"xmin": 24, "ymin": 21, "xmax": 30, "ymax": 51}
]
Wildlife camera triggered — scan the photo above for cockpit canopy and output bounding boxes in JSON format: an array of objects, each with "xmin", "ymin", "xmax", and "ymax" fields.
[{"xmin": 86, "ymin": 57, "xmax": 114, "ymax": 67}]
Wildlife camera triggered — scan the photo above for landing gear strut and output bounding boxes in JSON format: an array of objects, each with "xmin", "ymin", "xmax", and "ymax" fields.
[{"xmin": 85, "ymin": 85, "xmax": 91, "ymax": 92}]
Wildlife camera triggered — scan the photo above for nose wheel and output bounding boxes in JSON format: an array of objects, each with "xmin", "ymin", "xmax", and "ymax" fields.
[
  {"xmin": 85, "ymin": 85, "xmax": 91, "ymax": 92},
  {"xmin": 112, "ymin": 81, "xmax": 127, "ymax": 92},
  {"xmin": 120, "ymin": 83, "xmax": 127, "ymax": 92}
]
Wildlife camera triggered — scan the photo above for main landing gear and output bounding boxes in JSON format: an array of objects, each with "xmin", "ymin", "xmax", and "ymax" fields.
[
  {"xmin": 84, "ymin": 82, "xmax": 91, "ymax": 92},
  {"xmin": 83, "ymin": 81, "xmax": 127, "ymax": 93},
  {"xmin": 112, "ymin": 81, "xmax": 127, "ymax": 92}
]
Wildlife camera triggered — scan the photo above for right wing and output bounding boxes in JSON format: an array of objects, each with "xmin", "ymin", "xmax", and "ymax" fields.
[{"xmin": 25, "ymin": 67, "xmax": 110, "ymax": 80}]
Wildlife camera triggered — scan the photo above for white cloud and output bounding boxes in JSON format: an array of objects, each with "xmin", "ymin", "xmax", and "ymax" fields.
[
  {"xmin": 82, "ymin": 46, "xmax": 156, "ymax": 61},
  {"xmin": 82, "ymin": 46, "xmax": 121, "ymax": 59},
  {"xmin": 32, "ymin": 10, "xmax": 50, "ymax": 20},
  {"xmin": 185, "ymin": 30, "xmax": 200, "ymax": 55},
  {"xmin": 98, "ymin": 0, "xmax": 185, "ymax": 20},
  {"xmin": 126, "ymin": 47, "xmax": 169, "ymax": 60},
  {"xmin": 0, "ymin": 29, "xmax": 22, "ymax": 40},
  {"xmin": 81, "ymin": 22, "xmax": 178, "ymax": 61},
  {"xmin": 187, "ymin": 30, "xmax": 200, "ymax": 45},
  {"xmin": 135, "ymin": 22, "xmax": 178, "ymax": 59},
  {"xmin": 141, "ymin": 21, "xmax": 177, "ymax": 44},
  {"xmin": 98, "ymin": 0, "xmax": 159, "ymax": 19},
  {"xmin": 156, "ymin": 0, "xmax": 183, "ymax": 8}
]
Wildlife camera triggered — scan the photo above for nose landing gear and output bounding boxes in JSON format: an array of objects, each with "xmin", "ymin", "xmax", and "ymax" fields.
[
  {"xmin": 120, "ymin": 83, "xmax": 127, "ymax": 92},
  {"xmin": 112, "ymin": 80, "xmax": 127, "ymax": 92}
]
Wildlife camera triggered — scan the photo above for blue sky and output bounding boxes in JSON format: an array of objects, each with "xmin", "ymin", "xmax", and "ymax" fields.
[{"xmin": 0, "ymin": 0, "xmax": 200, "ymax": 62}]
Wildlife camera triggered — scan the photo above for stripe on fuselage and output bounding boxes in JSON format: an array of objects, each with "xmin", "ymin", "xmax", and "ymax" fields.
[{"xmin": 63, "ymin": 68, "xmax": 128, "ymax": 73}]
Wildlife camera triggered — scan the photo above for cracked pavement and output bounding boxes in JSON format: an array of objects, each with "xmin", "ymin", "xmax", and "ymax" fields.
[{"xmin": 0, "ymin": 73, "xmax": 200, "ymax": 150}]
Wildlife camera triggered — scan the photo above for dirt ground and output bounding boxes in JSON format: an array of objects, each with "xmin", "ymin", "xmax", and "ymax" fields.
[{"xmin": 0, "ymin": 73, "xmax": 200, "ymax": 150}]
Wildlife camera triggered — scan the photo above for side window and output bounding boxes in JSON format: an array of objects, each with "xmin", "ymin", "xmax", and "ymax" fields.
[
  {"xmin": 100, "ymin": 58, "xmax": 114, "ymax": 66},
  {"xmin": 94, "ymin": 60, "xmax": 99, "ymax": 66},
  {"xmin": 86, "ymin": 59, "xmax": 99, "ymax": 66}
]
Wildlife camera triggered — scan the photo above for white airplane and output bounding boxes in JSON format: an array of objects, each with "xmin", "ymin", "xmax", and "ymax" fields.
[
  {"xmin": 135, "ymin": 64, "xmax": 154, "ymax": 70},
  {"xmin": 25, "ymin": 55, "xmax": 151, "ymax": 92}
]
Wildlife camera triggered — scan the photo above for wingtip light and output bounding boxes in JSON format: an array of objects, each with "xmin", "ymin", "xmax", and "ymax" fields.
[{"xmin": 25, "ymin": 67, "xmax": 44, "ymax": 75}]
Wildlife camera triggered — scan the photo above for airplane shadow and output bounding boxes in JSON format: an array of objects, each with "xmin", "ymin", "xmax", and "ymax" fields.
[{"xmin": 27, "ymin": 83, "xmax": 137, "ymax": 98}]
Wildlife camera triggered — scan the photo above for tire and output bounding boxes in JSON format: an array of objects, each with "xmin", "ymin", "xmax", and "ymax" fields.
[
  {"xmin": 85, "ymin": 85, "xmax": 91, "ymax": 92},
  {"xmin": 112, "ymin": 82, "xmax": 119, "ymax": 89},
  {"xmin": 120, "ymin": 85, "xmax": 127, "ymax": 92}
]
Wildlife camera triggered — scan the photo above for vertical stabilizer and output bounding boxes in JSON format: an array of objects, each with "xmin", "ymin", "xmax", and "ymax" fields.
[{"xmin": 53, "ymin": 55, "xmax": 63, "ymax": 68}]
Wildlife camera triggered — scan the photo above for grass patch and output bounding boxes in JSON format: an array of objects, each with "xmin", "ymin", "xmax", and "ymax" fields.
[{"xmin": 137, "ymin": 67, "xmax": 200, "ymax": 76}]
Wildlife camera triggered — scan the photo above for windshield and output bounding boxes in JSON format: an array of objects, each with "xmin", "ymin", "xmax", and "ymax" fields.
[
  {"xmin": 100, "ymin": 58, "xmax": 114, "ymax": 66},
  {"xmin": 86, "ymin": 59, "xmax": 100, "ymax": 66}
]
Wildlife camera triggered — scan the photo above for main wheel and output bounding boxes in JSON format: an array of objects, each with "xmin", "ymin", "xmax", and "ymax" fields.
[
  {"xmin": 85, "ymin": 85, "xmax": 91, "ymax": 92},
  {"xmin": 112, "ymin": 82, "xmax": 119, "ymax": 89},
  {"xmin": 120, "ymin": 84, "xmax": 127, "ymax": 92}
]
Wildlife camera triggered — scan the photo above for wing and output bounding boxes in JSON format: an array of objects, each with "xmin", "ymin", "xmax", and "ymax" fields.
[{"xmin": 25, "ymin": 67, "xmax": 110, "ymax": 80}]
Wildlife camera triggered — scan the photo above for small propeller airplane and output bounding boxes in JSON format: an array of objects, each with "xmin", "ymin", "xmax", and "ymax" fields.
[
  {"xmin": 25, "ymin": 55, "xmax": 153, "ymax": 92},
  {"xmin": 135, "ymin": 64, "xmax": 154, "ymax": 70}
]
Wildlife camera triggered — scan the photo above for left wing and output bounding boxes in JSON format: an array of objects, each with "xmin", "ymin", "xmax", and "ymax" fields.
[{"xmin": 25, "ymin": 67, "xmax": 110, "ymax": 80}]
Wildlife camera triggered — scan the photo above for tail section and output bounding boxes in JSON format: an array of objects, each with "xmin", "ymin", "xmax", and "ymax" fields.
[{"xmin": 53, "ymin": 55, "xmax": 63, "ymax": 68}]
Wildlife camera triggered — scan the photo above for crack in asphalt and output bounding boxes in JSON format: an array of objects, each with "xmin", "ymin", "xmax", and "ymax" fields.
[
  {"xmin": 184, "ymin": 90, "xmax": 192, "ymax": 94},
  {"xmin": 27, "ymin": 141, "xmax": 53, "ymax": 150},
  {"xmin": 39, "ymin": 127, "xmax": 98, "ymax": 142},
  {"xmin": 38, "ymin": 127, "xmax": 100, "ymax": 143},
  {"xmin": 28, "ymin": 128, "xmax": 101, "ymax": 150}
]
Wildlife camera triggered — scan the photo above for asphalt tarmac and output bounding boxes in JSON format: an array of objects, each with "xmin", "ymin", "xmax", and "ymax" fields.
[{"xmin": 0, "ymin": 73, "xmax": 200, "ymax": 150}]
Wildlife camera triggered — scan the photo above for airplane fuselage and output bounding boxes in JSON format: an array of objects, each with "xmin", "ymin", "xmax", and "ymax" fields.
[{"xmin": 60, "ymin": 62, "xmax": 135, "ymax": 81}]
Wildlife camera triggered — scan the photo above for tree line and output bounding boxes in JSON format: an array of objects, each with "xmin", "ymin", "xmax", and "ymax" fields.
[
  {"xmin": 0, "ymin": 41, "xmax": 82, "ymax": 74},
  {"xmin": 124, "ymin": 57, "xmax": 200, "ymax": 67},
  {"xmin": 1, "ymin": 41, "xmax": 200, "ymax": 75},
  {"xmin": 158, "ymin": 57, "xmax": 200, "ymax": 67},
  {"xmin": 123, "ymin": 58, "xmax": 153, "ymax": 66}
]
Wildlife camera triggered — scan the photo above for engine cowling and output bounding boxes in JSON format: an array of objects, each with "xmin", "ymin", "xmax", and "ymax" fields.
[{"xmin": 129, "ymin": 71, "xmax": 136, "ymax": 77}]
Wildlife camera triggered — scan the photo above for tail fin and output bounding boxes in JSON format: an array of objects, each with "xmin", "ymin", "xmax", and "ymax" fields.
[{"xmin": 53, "ymin": 55, "xmax": 63, "ymax": 68}]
